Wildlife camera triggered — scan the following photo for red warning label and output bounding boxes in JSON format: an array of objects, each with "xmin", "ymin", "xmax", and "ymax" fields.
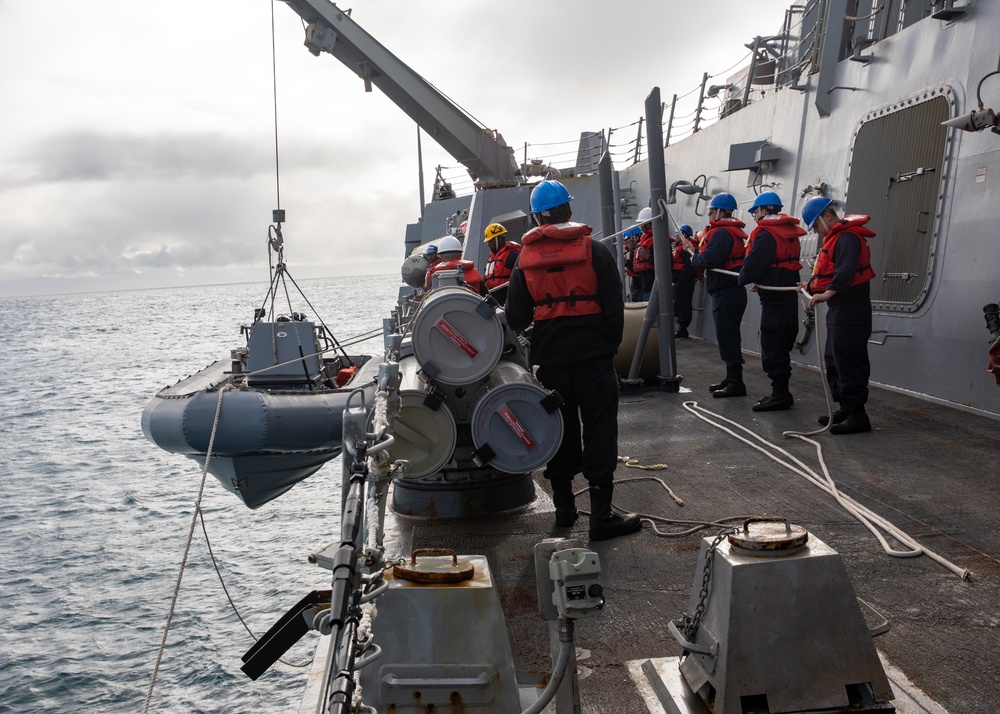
[
  {"xmin": 434, "ymin": 318, "xmax": 479, "ymax": 358},
  {"xmin": 499, "ymin": 405, "xmax": 536, "ymax": 449}
]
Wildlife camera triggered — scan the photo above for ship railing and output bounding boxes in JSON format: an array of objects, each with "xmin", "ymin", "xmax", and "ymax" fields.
[{"xmin": 315, "ymin": 355, "xmax": 405, "ymax": 713}]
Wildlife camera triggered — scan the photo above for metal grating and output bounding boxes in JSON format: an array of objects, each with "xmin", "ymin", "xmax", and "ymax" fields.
[{"xmin": 846, "ymin": 92, "xmax": 950, "ymax": 311}]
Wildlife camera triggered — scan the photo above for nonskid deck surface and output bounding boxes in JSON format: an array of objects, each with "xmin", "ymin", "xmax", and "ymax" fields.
[{"xmin": 389, "ymin": 337, "xmax": 1000, "ymax": 714}]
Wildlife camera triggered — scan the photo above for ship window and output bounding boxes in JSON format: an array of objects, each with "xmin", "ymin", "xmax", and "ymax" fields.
[{"xmin": 845, "ymin": 92, "xmax": 950, "ymax": 312}]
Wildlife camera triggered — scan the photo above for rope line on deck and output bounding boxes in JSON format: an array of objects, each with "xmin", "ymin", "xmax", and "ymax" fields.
[{"xmin": 680, "ymin": 399, "xmax": 970, "ymax": 580}]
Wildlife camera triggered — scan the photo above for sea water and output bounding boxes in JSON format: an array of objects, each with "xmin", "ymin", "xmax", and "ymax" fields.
[{"xmin": 0, "ymin": 274, "xmax": 401, "ymax": 713}]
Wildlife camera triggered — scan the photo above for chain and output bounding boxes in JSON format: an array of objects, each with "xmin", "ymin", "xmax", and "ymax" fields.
[{"xmin": 683, "ymin": 528, "xmax": 734, "ymax": 642}]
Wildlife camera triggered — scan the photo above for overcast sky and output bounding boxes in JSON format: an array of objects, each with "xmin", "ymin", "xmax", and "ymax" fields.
[{"xmin": 0, "ymin": 0, "xmax": 795, "ymax": 298}]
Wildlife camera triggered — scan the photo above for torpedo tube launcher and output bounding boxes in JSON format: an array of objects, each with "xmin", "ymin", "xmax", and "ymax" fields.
[{"xmin": 389, "ymin": 276, "xmax": 564, "ymax": 518}]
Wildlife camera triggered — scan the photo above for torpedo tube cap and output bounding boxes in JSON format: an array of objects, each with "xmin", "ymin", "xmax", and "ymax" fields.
[
  {"xmin": 411, "ymin": 285, "xmax": 504, "ymax": 385},
  {"xmin": 471, "ymin": 361, "xmax": 564, "ymax": 474},
  {"xmin": 389, "ymin": 357, "xmax": 457, "ymax": 478}
]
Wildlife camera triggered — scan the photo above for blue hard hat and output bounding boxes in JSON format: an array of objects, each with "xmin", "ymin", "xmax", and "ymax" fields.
[
  {"xmin": 530, "ymin": 180, "xmax": 573, "ymax": 213},
  {"xmin": 679, "ymin": 224, "xmax": 693, "ymax": 237},
  {"xmin": 708, "ymin": 193, "xmax": 738, "ymax": 211},
  {"xmin": 424, "ymin": 244, "xmax": 438, "ymax": 255},
  {"xmin": 802, "ymin": 196, "xmax": 834, "ymax": 230},
  {"xmin": 623, "ymin": 225, "xmax": 642, "ymax": 239},
  {"xmin": 750, "ymin": 191, "xmax": 783, "ymax": 212}
]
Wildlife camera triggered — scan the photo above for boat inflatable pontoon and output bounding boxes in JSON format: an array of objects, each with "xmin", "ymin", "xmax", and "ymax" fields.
[{"xmin": 142, "ymin": 318, "xmax": 379, "ymax": 508}]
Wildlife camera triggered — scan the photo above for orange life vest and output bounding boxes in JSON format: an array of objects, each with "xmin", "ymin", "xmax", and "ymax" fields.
[
  {"xmin": 484, "ymin": 241, "xmax": 521, "ymax": 290},
  {"xmin": 746, "ymin": 214, "xmax": 805, "ymax": 271},
  {"xmin": 425, "ymin": 258, "xmax": 484, "ymax": 294},
  {"xmin": 672, "ymin": 242, "xmax": 688, "ymax": 272},
  {"xmin": 633, "ymin": 230, "xmax": 654, "ymax": 274},
  {"xmin": 518, "ymin": 222, "xmax": 602, "ymax": 321},
  {"xmin": 701, "ymin": 218, "xmax": 747, "ymax": 270},
  {"xmin": 808, "ymin": 215, "xmax": 876, "ymax": 292}
]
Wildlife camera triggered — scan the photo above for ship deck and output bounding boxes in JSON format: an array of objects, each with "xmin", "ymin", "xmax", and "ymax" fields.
[{"xmin": 379, "ymin": 337, "xmax": 999, "ymax": 713}]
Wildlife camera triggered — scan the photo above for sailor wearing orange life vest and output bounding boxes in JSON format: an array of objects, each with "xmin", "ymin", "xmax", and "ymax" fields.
[
  {"xmin": 632, "ymin": 207, "xmax": 656, "ymax": 301},
  {"xmin": 505, "ymin": 179, "xmax": 640, "ymax": 542},
  {"xmin": 685, "ymin": 193, "xmax": 749, "ymax": 397},
  {"xmin": 423, "ymin": 235, "xmax": 486, "ymax": 295},
  {"xmin": 622, "ymin": 225, "xmax": 642, "ymax": 302},
  {"xmin": 800, "ymin": 196, "xmax": 877, "ymax": 434},
  {"xmin": 671, "ymin": 224, "xmax": 697, "ymax": 338},
  {"xmin": 482, "ymin": 222, "xmax": 521, "ymax": 302},
  {"xmin": 738, "ymin": 192, "xmax": 807, "ymax": 411}
]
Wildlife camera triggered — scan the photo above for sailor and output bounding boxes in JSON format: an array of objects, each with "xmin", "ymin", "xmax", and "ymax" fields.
[
  {"xmin": 672, "ymin": 224, "xmax": 697, "ymax": 338},
  {"xmin": 633, "ymin": 207, "xmax": 656, "ymax": 301},
  {"xmin": 505, "ymin": 179, "xmax": 641, "ymax": 541},
  {"xmin": 482, "ymin": 222, "xmax": 521, "ymax": 303},
  {"xmin": 622, "ymin": 225, "xmax": 642, "ymax": 301},
  {"xmin": 800, "ymin": 196, "xmax": 876, "ymax": 434},
  {"xmin": 685, "ymin": 193, "xmax": 748, "ymax": 397},
  {"xmin": 738, "ymin": 192, "xmax": 807, "ymax": 411},
  {"xmin": 423, "ymin": 235, "xmax": 486, "ymax": 295}
]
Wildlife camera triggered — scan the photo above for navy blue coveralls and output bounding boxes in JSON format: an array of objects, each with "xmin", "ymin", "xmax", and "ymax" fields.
[
  {"xmin": 691, "ymin": 229, "xmax": 747, "ymax": 367},
  {"xmin": 820, "ymin": 233, "xmax": 872, "ymax": 414},
  {"xmin": 738, "ymin": 230, "xmax": 800, "ymax": 389}
]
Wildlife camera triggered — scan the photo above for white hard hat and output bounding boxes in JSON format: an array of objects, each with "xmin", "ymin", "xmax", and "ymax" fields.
[
  {"xmin": 636, "ymin": 207, "xmax": 654, "ymax": 224},
  {"xmin": 437, "ymin": 235, "xmax": 463, "ymax": 254}
]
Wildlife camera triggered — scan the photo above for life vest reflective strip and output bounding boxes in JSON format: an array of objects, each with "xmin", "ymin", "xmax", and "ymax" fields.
[
  {"xmin": 809, "ymin": 215, "xmax": 877, "ymax": 292},
  {"xmin": 633, "ymin": 231, "xmax": 654, "ymax": 273},
  {"xmin": 484, "ymin": 242, "xmax": 521, "ymax": 289},
  {"xmin": 746, "ymin": 214, "xmax": 806, "ymax": 271},
  {"xmin": 702, "ymin": 219, "xmax": 747, "ymax": 270},
  {"xmin": 518, "ymin": 223, "xmax": 602, "ymax": 321}
]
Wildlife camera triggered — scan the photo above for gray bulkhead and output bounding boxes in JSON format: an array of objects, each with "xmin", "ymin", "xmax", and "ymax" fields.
[{"xmin": 612, "ymin": 6, "xmax": 1000, "ymax": 415}]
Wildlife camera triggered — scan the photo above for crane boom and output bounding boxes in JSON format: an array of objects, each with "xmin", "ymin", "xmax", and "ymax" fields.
[{"xmin": 280, "ymin": 0, "xmax": 522, "ymax": 188}]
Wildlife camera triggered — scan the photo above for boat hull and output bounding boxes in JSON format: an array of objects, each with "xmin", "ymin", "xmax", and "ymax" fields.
[{"xmin": 142, "ymin": 356, "xmax": 379, "ymax": 508}]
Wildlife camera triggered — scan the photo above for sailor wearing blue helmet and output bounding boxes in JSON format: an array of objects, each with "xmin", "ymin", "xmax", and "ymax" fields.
[
  {"xmin": 506, "ymin": 180, "xmax": 641, "ymax": 541},
  {"xmin": 687, "ymin": 193, "xmax": 749, "ymax": 397},
  {"xmin": 739, "ymin": 192, "xmax": 807, "ymax": 411},
  {"xmin": 799, "ymin": 196, "xmax": 877, "ymax": 434}
]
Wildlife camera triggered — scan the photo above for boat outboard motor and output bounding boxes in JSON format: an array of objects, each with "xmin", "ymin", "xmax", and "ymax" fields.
[{"xmin": 401, "ymin": 253, "xmax": 430, "ymax": 288}]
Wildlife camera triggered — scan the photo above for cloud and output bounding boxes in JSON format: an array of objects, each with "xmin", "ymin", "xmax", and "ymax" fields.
[{"xmin": 0, "ymin": 0, "xmax": 795, "ymax": 297}]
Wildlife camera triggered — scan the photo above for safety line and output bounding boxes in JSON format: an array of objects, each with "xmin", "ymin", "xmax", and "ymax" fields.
[{"xmin": 680, "ymin": 400, "xmax": 970, "ymax": 580}]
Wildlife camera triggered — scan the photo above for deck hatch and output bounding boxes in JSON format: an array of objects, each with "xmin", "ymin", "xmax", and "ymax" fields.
[{"xmin": 846, "ymin": 91, "xmax": 950, "ymax": 312}]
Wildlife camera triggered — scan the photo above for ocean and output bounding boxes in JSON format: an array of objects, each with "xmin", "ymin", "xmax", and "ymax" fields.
[{"xmin": 0, "ymin": 274, "xmax": 402, "ymax": 713}]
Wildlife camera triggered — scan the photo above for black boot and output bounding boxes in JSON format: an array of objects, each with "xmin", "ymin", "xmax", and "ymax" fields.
[
  {"xmin": 752, "ymin": 383, "xmax": 793, "ymax": 411},
  {"xmin": 709, "ymin": 375, "xmax": 731, "ymax": 392},
  {"xmin": 713, "ymin": 366, "xmax": 746, "ymax": 398},
  {"xmin": 588, "ymin": 485, "xmax": 641, "ymax": 541},
  {"xmin": 818, "ymin": 407, "xmax": 847, "ymax": 426},
  {"xmin": 675, "ymin": 327, "xmax": 689, "ymax": 339},
  {"xmin": 551, "ymin": 477, "xmax": 578, "ymax": 527},
  {"xmin": 830, "ymin": 407, "xmax": 872, "ymax": 435}
]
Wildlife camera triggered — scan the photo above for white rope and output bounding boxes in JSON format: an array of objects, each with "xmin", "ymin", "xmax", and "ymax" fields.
[
  {"xmin": 143, "ymin": 384, "xmax": 233, "ymax": 713},
  {"xmin": 681, "ymin": 400, "xmax": 969, "ymax": 579},
  {"xmin": 679, "ymin": 293, "xmax": 970, "ymax": 582},
  {"xmin": 708, "ymin": 267, "xmax": 800, "ymax": 291}
]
